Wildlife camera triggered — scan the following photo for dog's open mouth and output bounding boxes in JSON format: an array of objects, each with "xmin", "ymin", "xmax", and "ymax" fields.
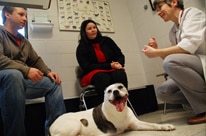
[{"xmin": 109, "ymin": 95, "xmax": 128, "ymax": 112}]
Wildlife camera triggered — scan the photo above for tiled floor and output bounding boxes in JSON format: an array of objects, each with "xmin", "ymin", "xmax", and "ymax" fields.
[{"xmin": 119, "ymin": 108, "xmax": 206, "ymax": 136}]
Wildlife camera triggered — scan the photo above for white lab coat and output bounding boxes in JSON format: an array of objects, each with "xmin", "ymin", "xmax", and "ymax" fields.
[{"xmin": 169, "ymin": 7, "xmax": 206, "ymax": 81}]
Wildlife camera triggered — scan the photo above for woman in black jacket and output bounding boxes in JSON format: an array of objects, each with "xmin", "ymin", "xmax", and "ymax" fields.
[{"xmin": 76, "ymin": 19, "xmax": 128, "ymax": 102}]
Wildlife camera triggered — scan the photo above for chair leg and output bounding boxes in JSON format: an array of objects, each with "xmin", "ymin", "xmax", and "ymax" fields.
[
  {"xmin": 163, "ymin": 102, "xmax": 167, "ymax": 114},
  {"xmin": 79, "ymin": 93, "xmax": 84, "ymax": 110},
  {"xmin": 82, "ymin": 93, "xmax": 88, "ymax": 110},
  {"xmin": 79, "ymin": 89, "xmax": 97, "ymax": 110},
  {"xmin": 127, "ymin": 99, "xmax": 138, "ymax": 117},
  {"xmin": 79, "ymin": 92, "xmax": 88, "ymax": 110}
]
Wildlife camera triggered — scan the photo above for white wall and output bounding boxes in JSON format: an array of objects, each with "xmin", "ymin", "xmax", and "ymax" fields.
[
  {"xmin": 26, "ymin": 0, "xmax": 205, "ymax": 102},
  {"xmin": 27, "ymin": 0, "xmax": 147, "ymax": 100},
  {"xmin": 127, "ymin": 0, "xmax": 205, "ymax": 103}
]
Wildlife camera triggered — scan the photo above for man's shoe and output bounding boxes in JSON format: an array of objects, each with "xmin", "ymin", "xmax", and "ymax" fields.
[{"xmin": 187, "ymin": 112, "xmax": 206, "ymax": 125}]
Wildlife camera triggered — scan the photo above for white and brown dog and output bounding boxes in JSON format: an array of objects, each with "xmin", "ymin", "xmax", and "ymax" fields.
[{"xmin": 49, "ymin": 83, "xmax": 175, "ymax": 136}]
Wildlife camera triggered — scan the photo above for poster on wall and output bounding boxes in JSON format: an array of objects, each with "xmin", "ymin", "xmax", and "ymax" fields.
[{"xmin": 57, "ymin": 0, "xmax": 115, "ymax": 32}]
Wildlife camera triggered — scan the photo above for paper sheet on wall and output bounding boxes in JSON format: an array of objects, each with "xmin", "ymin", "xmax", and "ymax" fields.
[{"xmin": 57, "ymin": 0, "xmax": 115, "ymax": 32}]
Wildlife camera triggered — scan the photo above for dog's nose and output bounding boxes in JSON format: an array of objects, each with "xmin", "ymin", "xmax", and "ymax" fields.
[{"xmin": 113, "ymin": 90, "xmax": 119, "ymax": 97}]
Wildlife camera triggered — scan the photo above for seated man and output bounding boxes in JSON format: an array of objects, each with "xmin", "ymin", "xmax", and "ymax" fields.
[{"xmin": 0, "ymin": 6, "xmax": 66, "ymax": 136}]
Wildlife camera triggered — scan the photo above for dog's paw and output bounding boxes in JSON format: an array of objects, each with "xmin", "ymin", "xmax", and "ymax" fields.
[{"xmin": 158, "ymin": 124, "xmax": 176, "ymax": 131}]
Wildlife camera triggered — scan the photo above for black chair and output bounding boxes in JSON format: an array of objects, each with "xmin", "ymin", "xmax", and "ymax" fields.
[
  {"xmin": 75, "ymin": 66, "xmax": 138, "ymax": 117},
  {"xmin": 75, "ymin": 66, "xmax": 96, "ymax": 110}
]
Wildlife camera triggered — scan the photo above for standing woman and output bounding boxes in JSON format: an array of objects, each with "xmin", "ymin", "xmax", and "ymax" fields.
[
  {"xmin": 142, "ymin": 0, "xmax": 206, "ymax": 124},
  {"xmin": 76, "ymin": 19, "xmax": 128, "ymax": 102}
]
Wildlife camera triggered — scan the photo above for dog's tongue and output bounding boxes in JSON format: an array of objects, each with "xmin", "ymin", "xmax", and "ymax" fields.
[
  {"xmin": 110, "ymin": 96, "xmax": 127, "ymax": 112},
  {"xmin": 115, "ymin": 101, "xmax": 125, "ymax": 112}
]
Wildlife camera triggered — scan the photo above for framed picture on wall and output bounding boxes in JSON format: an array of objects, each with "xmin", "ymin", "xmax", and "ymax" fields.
[
  {"xmin": 57, "ymin": 0, "xmax": 115, "ymax": 33},
  {"xmin": 149, "ymin": 0, "xmax": 155, "ymax": 11}
]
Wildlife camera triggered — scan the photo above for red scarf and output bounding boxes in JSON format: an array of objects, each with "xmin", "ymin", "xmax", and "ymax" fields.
[
  {"xmin": 92, "ymin": 43, "xmax": 106, "ymax": 62},
  {"xmin": 81, "ymin": 43, "xmax": 115, "ymax": 87}
]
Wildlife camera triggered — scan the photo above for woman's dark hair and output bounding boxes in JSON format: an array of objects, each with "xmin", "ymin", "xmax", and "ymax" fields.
[
  {"xmin": 78, "ymin": 19, "xmax": 102, "ymax": 44},
  {"xmin": 153, "ymin": 0, "xmax": 184, "ymax": 10}
]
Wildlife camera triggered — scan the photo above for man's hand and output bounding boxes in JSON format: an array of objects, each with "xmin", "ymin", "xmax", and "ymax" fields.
[
  {"xmin": 27, "ymin": 68, "xmax": 43, "ymax": 82},
  {"xmin": 47, "ymin": 72, "xmax": 61, "ymax": 84}
]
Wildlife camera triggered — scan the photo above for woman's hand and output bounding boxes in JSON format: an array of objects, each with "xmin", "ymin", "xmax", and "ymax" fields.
[
  {"xmin": 142, "ymin": 45, "xmax": 159, "ymax": 58},
  {"xmin": 142, "ymin": 37, "xmax": 159, "ymax": 58},
  {"xmin": 111, "ymin": 61, "xmax": 123, "ymax": 69},
  {"xmin": 148, "ymin": 38, "xmax": 158, "ymax": 49}
]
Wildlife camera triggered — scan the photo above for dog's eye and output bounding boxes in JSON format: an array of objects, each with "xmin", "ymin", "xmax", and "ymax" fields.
[
  {"xmin": 118, "ymin": 85, "xmax": 123, "ymax": 90},
  {"xmin": 108, "ymin": 89, "xmax": 112, "ymax": 93}
]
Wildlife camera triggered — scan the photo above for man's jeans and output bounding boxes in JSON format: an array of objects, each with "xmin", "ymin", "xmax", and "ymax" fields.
[{"xmin": 0, "ymin": 69, "xmax": 66, "ymax": 136}]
